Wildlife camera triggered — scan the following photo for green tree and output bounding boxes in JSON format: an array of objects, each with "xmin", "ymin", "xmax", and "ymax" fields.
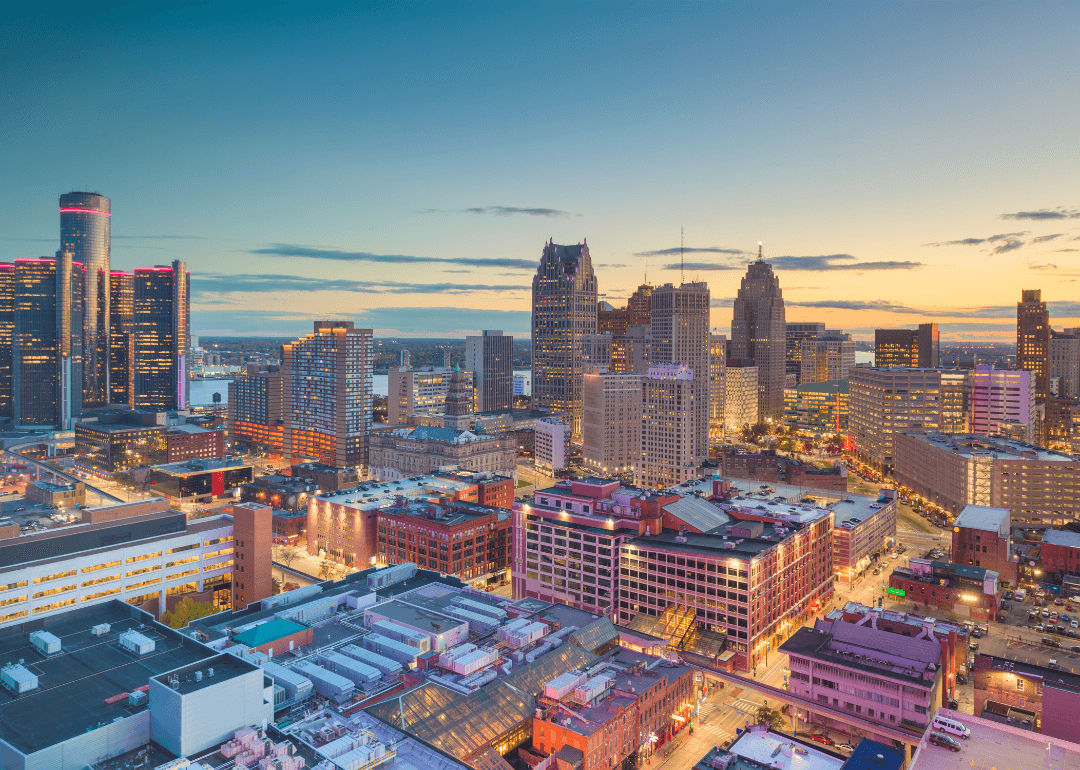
[
  {"xmin": 755, "ymin": 704, "xmax": 786, "ymax": 732},
  {"xmin": 162, "ymin": 597, "xmax": 218, "ymax": 629}
]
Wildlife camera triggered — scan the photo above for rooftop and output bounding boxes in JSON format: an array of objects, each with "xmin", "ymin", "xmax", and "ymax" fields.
[
  {"xmin": 151, "ymin": 652, "xmax": 257, "ymax": 695},
  {"xmin": 231, "ymin": 617, "xmax": 309, "ymax": 648},
  {"xmin": 1043, "ymin": 528, "xmax": 1080, "ymax": 549},
  {"xmin": 152, "ymin": 457, "xmax": 252, "ymax": 476},
  {"xmin": 978, "ymin": 652, "xmax": 1080, "ymax": 693},
  {"xmin": 954, "ymin": 504, "xmax": 1010, "ymax": 535},
  {"xmin": 909, "ymin": 709, "xmax": 1080, "ymax": 769},
  {"xmin": 0, "ymin": 600, "xmax": 218, "ymax": 755},
  {"xmin": 723, "ymin": 728, "xmax": 845, "ymax": 770},
  {"xmin": 316, "ymin": 475, "xmax": 476, "ymax": 508},
  {"xmin": 843, "ymin": 738, "xmax": 905, "ymax": 770},
  {"xmin": 901, "ymin": 432, "xmax": 1079, "ymax": 463},
  {"xmin": 381, "ymin": 499, "xmax": 506, "ymax": 526}
]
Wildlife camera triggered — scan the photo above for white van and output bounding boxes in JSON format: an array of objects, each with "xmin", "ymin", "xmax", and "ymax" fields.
[
  {"xmin": 1014, "ymin": 589, "xmax": 1027, "ymax": 602},
  {"xmin": 932, "ymin": 715, "xmax": 971, "ymax": 739}
]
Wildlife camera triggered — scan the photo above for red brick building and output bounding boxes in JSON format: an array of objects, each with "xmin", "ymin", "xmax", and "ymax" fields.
[
  {"xmin": 230, "ymin": 502, "xmax": 273, "ymax": 610},
  {"xmin": 1041, "ymin": 529, "xmax": 1080, "ymax": 575},
  {"xmin": 717, "ymin": 448, "xmax": 847, "ymax": 491},
  {"xmin": 166, "ymin": 424, "xmax": 225, "ymax": 462},
  {"xmin": 889, "ymin": 559, "xmax": 1001, "ymax": 621},
  {"xmin": 376, "ymin": 499, "xmax": 511, "ymax": 586},
  {"xmin": 974, "ymin": 653, "xmax": 1080, "ymax": 741},
  {"xmin": 230, "ymin": 617, "xmax": 313, "ymax": 657},
  {"xmin": 951, "ymin": 504, "xmax": 1017, "ymax": 583}
]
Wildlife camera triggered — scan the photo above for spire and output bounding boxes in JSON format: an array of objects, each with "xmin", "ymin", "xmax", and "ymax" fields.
[
  {"xmin": 758, "ymin": 241, "xmax": 764, "ymax": 261},
  {"xmin": 680, "ymin": 225, "xmax": 685, "ymax": 284}
]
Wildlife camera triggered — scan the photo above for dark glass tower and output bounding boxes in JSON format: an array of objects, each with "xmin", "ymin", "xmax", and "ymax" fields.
[
  {"xmin": 0, "ymin": 265, "xmax": 13, "ymax": 418},
  {"xmin": 132, "ymin": 261, "xmax": 190, "ymax": 411},
  {"xmin": 109, "ymin": 270, "xmax": 134, "ymax": 406},
  {"xmin": 731, "ymin": 246, "xmax": 787, "ymax": 421},
  {"xmin": 1017, "ymin": 289, "xmax": 1050, "ymax": 403},
  {"xmin": 59, "ymin": 192, "xmax": 111, "ymax": 408},
  {"xmin": 531, "ymin": 239, "xmax": 597, "ymax": 437}
]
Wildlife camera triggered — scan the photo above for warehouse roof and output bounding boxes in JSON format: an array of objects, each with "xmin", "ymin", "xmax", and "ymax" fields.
[{"xmin": 232, "ymin": 617, "xmax": 309, "ymax": 648}]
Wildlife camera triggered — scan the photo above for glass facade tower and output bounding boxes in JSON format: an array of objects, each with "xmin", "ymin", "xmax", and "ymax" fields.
[{"xmin": 132, "ymin": 261, "xmax": 190, "ymax": 411}]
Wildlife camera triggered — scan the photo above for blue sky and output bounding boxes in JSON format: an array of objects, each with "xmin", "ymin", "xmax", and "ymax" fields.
[{"xmin": 2, "ymin": 2, "xmax": 1079, "ymax": 339}]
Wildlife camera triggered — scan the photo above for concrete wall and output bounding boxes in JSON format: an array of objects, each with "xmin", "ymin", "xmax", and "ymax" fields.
[{"xmin": 10, "ymin": 710, "xmax": 150, "ymax": 770}]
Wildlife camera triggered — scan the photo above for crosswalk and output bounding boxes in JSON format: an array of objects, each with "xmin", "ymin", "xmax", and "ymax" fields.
[{"xmin": 730, "ymin": 697, "xmax": 763, "ymax": 715}]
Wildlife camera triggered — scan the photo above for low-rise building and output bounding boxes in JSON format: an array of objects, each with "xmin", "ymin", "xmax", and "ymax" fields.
[
  {"xmin": 784, "ymin": 379, "xmax": 849, "ymax": 434},
  {"xmin": 368, "ymin": 426, "xmax": 516, "ymax": 481},
  {"xmin": 239, "ymin": 473, "xmax": 319, "ymax": 513},
  {"xmin": 972, "ymin": 653, "xmax": 1080, "ymax": 741},
  {"xmin": 23, "ymin": 480, "xmax": 85, "ymax": 508},
  {"xmin": 951, "ymin": 504, "xmax": 1016, "ymax": 582},
  {"xmin": 909, "ymin": 708, "xmax": 1080, "ymax": 770},
  {"xmin": 165, "ymin": 423, "xmax": 225, "ymax": 463},
  {"xmin": 716, "ymin": 447, "xmax": 848, "ymax": 491},
  {"xmin": 888, "ymin": 559, "xmax": 1000, "ymax": 621},
  {"xmin": 534, "ymin": 417, "xmax": 571, "ymax": 474},
  {"xmin": 289, "ymin": 461, "xmax": 359, "ymax": 492},
  {"xmin": 1040, "ymin": 528, "xmax": 1080, "ymax": 576},
  {"xmin": 692, "ymin": 727, "xmax": 847, "ymax": 770},
  {"xmin": 144, "ymin": 457, "xmax": 254, "ymax": 502},
  {"xmin": 271, "ymin": 509, "xmax": 306, "ymax": 543},
  {"xmin": 833, "ymin": 492, "xmax": 897, "ymax": 584}
]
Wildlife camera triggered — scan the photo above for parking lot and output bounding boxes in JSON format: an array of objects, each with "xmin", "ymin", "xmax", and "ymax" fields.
[{"xmin": 0, "ymin": 495, "xmax": 82, "ymax": 533}]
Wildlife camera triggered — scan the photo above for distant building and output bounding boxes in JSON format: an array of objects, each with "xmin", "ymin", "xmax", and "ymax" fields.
[
  {"xmin": 636, "ymin": 364, "xmax": 702, "ymax": 489},
  {"xmin": 582, "ymin": 371, "xmax": 642, "ymax": 475},
  {"xmin": 709, "ymin": 334, "xmax": 727, "ymax": 447},
  {"xmin": 442, "ymin": 367, "xmax": 474, "ymax": 432},
  {"xmin": 799, "ymin": 331, "xmax": 854, "ymax": 384},
  {"xmin": 1050, "ymin": 331, "xmax": 1080, "ymax": 397},
  {"xmin": 387, "ymin": 366, "xmax": 455, "ymax": 425},
  {"xmin": 969, "ymin": 366, "xmax": 1035, "ymax": 439},
  {"xmin": 785, "ymin": 321, "xmax": 825, "ymax": 382},
  {"xmin": 108, "ymin": 269, "xmax": 134, "ymax": 405},
  {"xmin": 723, "ymin": 361, "xmax": 759, "ymax": 432},
  {"xmin": 132, "ymin": 261, "xmax": 190, "ymax": 411},
  {"xmin": 465, "ymin": 330, "xmax": 513, "ymax": 412},
  {"xmin": 367, "ymin": 426, "xmax": 516, "ymax": 481},
  {"xmin": 534, "ymin": 417, "xmax": 570, "ymax": 473},
  {"xmin": 874, "ymin": 322, "xmax": 939, "ymax": 368},
  {"xmin": 227, "ymin": 363, "xmax": 284, "ymax": 453},
  {"xmin": 784, "ymin": 379, "xmax": 849, "ymax": 434},
  {"xmin": 1017, "ymin": 289, "xmax": 1051, "ymax": 402},
  {"xmin": 731, "ymin": 248, "xmax": 787, "ymax": 420},
  {"xmin": 716, "ymin": 448, "xmax": 848, "ymax": 491}
]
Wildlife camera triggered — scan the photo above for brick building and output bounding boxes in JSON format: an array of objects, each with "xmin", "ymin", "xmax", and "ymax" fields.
[
  {"xmin": 888, "ymin": 559, "xmax": 1001, "ymax": 621},
  {"xmin": 716, "ymin": 447, "xmax": 847, "ymax": 491},
  {"xmin": 230, "ymin": 502, "xmax": 273, "ymax": 610},
  {"xmin": 165, "ymin": 424, "xmax": 225, "ymax": 463},
  {"xmin": 973, "ymin": 653, "xmax": 1080, "ymax": 741},
  {"xmin": 1040, "ymin": 528, "xmax": 1080, "ymax": 576},
  {"xmin": 951, "ymin": 504, "xmax": 1016, "ymax": 583}
]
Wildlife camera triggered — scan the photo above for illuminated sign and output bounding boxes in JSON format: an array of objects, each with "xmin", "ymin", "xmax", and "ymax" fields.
[{"xmin": 886, "ymin": 587, "xmax": 906, "ymax": 597}]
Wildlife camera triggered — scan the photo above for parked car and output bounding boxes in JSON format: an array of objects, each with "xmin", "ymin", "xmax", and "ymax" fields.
[
  {"xmin": 1043, "ymin": 638, "xmax": 1061, "ymax": 647},
  {"xmin": 1004, "ymin": 590, "xmax": 1014, "ymax": 600},
  {"xmin": 929, "ymin": 732, "xmax": 963, "ymax": 752},
  {"xmin": 969, "ymin": 641, "xmax": 979, "ymax": 651},
  {"xmin": 837, "ymin": 744, "xmax": 855, "ymax": 753},
  {"xmin": 1070, "ymin": 645, "xmax": 1080, "ymax": 653},
  {"xmin": 808, "ymin": 735, "xmax": 834, "ymax": 746},
  {"xmin": 1043, "ymin": 609, "xmax": 1051, "ymax": 617}
]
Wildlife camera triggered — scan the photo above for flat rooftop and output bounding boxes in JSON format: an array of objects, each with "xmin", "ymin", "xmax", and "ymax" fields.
[
  {"xmin": 954, "ymin": 504, "xmax": 1010, "ymax": 534},
  {"xmin": 902, "ymin": 432, "xmax": 1079, "ymax": 463},
  {"xmin": 685, "ymin": 476, "xmax": 884, "ymax": 528},
  {"xmin": 978, "ymin": 652, "xmax": 1080, "ymax": 692},
  {"xmin": 317, "ymin": 475, "xmax": 475, "ymax": 508},
  {"xmin": 151, "ymin": 652, "xmax": 257, "ymax": 695},
  {"xmin": 726, "ymin": 728, "xmax": 845, "ymax": 770},
  {"xmin": 381, "ymin": 499, "xmax": 502, "ymax": 526},
  {"xmin": 0, "ymin": 600, "xmax": 217, "ymax": 755},
  {"xmin": 909, "ymin": 709, "xmax": 1080, "ymax": 769},
  {"xmin": 781, "ymin": 619, "xmax": 941, "ymax": 686},
  {"xmin": 1043, "ymin": 528, "xmax": 1080, "ymax": 549},
  {"xmin": 369, "ymin": 599, "xmax": 468, "ymax": 635},
  {"xmin": 152, "ymin": 457, "xmax": 252, "ymax": 476}
]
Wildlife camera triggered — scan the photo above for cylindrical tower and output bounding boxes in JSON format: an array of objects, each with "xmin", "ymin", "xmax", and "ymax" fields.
[{"xmin": 59, "ymin": 191, "xmax": 111, "ymax": 407}]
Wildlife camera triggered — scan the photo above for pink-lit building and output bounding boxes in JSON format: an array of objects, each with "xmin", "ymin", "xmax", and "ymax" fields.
[
  {"xmin": 782, "ymin": 614, "xmax": 945, "ymax": 732},
  {"xmin": 969, "ymin": 366, "xmax": 1035, "ymax": 439}
]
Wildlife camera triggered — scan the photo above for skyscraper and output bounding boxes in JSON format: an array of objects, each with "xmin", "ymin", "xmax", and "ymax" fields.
[
  {"xmin": 465, "ymin": 329, "xmax": 513, "ymax": 412},
  {"xmin": 59, "ymin": 191, "xmax": 111, "ymax": 408},
  {"xmin": 132, "ymin": 261, "xmax": 190, "ymax": 411},
  {"xmin": 0, "ymin": 265, "xmax": 13, "ymax": 418},
  {"xmin": 1050, "ymin": 331, "xmax": 1080, "ymax": 397},
  {"xmin": 874, "ymin": 322, "xmax": 939, "ymax": 368},
  {"xmin": 785, "ymin": 322, "xmax": 825, "ymax": 382},
  {"xmin": 650, "ymin": 281, "xmax": 711, "ymax": 458},
  {"xmin": 531, "ymin": 239, "xmax": 597, "ymax": 437},
  {"xmin": 731, "ymin": 247, "xmax": 786, "ymax": 420},
  {"xmin": 282, "ymin": 321, "xmax": 373, "ymax": 468},
  {"xmin": 1017, "ymin": 289, "xmax": 1050, "ymax": 402},
  {"xmin": 636, "ymin": 364, "xmax": 701, "ymax": 488},
  {"xmin": 799, "ymin": 331, "xmax": 855, "ymax": 383},
  {"xmin": 108, "ymin": 270, "xmax": 134, "ymax": 406},
  {"xmin": 709, "ymin": 333, "xmax": 727, "ymax": 447},
  {"xmin": 11, "ymin": 254, "xmax": 83, "ymax": 427}
]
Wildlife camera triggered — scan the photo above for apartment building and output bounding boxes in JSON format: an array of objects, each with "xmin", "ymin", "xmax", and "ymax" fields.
[
  {"xmin": 782, "ymin": 615, "xmax": 944, "ymax": 731},
  {"xmin": 582, "ymin": 371, "xmax": 642, "ymax": 476},
  {"xmin": 969, "ymin": 366, "xmax": 1036, "ymax": 439},
  {"xmin": 894, "ymin": 432, "xmax": 1080, "ymax": 524},
  {"xmin": 387, "ymin": 366, "xmax": 456, "ymax": 425},
  {"xmin": 226, "ymin": 362, "xmax": 284, "ymax": 453},
  {"xmin": 636, "ymin": 364, "xmax": 702, "ymax": 489},
  {"xmin": 535, "ymin": 417, "xmax": 571, "ymax": 473},
  {"xmin": 723, "ymin": 361, "xmax": 759, "ymax": 432}
]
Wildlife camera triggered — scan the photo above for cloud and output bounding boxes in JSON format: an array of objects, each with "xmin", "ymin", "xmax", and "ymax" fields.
[
  {"xmin": 923, "ymin": 232, "xmax": 1028, "ymax": 247},
  {"xmin": 635, "ymin": 246, "xmax": 750, "ymax": 257},
  {"xmin": 665, "ymin": 252, "xmax": 921, "ymax": 272},
  {"xmin": 665, "ymin": 261, "xmax": 741, "ymax": 272},
  {"xmin": 192, "ymin": 273, "xmax": 527, "ymax": 296},
  {"xmin": 787, "ymin": 299, "xmax": 926, "ymax": 314},
  {"xmin": 1001, "ymin": 208, "xmax": 1080, "ymax": 220},
  {"xmin": 710, "ymin": 298, "xmax": 735, "ymax": 308},
  {"xmin": 423, "ymin": 206, "xmax": 574, "ymax": 217},
  {"xmin": 1029, "ymin": 263, "xmax": 1060, "ymax": 271},
  {"xmin": 1032, "ymin": 234, "xmax": 1064, "ymax": 243},
  {"xmin": 249, "ymin": 243, "xmax": 537, "ymax": 270},
  {"xmin": 991, "ymin": 239, "xmax": 1024, "ymax": 254}
]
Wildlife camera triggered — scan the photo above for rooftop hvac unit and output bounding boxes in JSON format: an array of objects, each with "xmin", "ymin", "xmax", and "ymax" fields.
[
  {"xmin": 1, "ymin": 663, "xmax": 38, "ymax": 694},
  {"xmin": 29, "ymin": 630, "xmax": 61, "ymax": 656},
  {"xmin": 119, "ymin": 629, "xmax": 156, "ymax": 656},
  {"xmin": 91, "ymin": 623, "xmax": 111, "ymax": 637},
  {"xmin": 128, "ymin": 689, "xmax": 148, "ymax": 707}
]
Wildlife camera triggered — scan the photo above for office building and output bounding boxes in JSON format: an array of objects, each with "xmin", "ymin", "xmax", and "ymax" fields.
[
  {"xmin": 909, "ymin": 709, "xmax": 1080, "ymax": 770},
  {"xmin": 786, "ymin": 321, "xmax": 825, "ymax": 381},
  {"xmin": 465, "ymin": 329, "xmax": 513, "ymax": 412},
  {"xmin": 582, "ymin": 371, "xmax": 642, "ymax": 475},
  {"xmin": 230, "ymin": 502, "xmax": 273, "ymax": 609},
  {"xmin": 950, "ymin": 504, "xmax": 1015, "ymax": 581},
  {"xmin": 60, "ymin": 191, "xmax": 111, "ymax": 408},
  {"xmin": 387, "ymin": 366, "xmax": 456, "ymax": 425},
  {"xmin": 848, "ymin": 367, "xmax": 968, "ymax": 473},
  {"xmin": 723, "ymin": 361, "xmax": 759, "ymax": 432},
  {"xmin": 709, "ymin": 334, "xmax": 726, "ymax": 447},
  {"xmin": 239, "ymin": 473, "xmax": 318, "ymax": 513},
  {"xmin": 831, "ymin": 491, "xmax": 897, "ymax": 582},
  {"xmin": 650, "ymin": 281, "xmax": 711, "ymax": 458},
  {"xmin": 888, "ymin": 558, "xmax": 1000, "ymax": 621},
  {"xmin": 132, "ymin": 261, "xmax": 190, "ymax": 411},
  {"xmin": 376, "ymin": 498, "xmax": 511, "ymax": 586},
  {"xmin": 893, "ymin": 432, "xmax": 1080, "ymax": 524},
  {"xmin": 783, "ymin": 615, "xmax": 945, "ymax": 731},
  {"xmin": 972, "ymin": 654, "xmax": 1080, "ymax": 743},
  {"xmin": 0, "ymin": 265, "xmax": 12, "ymax": 417},
  {"xmin": 874, "ymin": 323, "xmax": 939, "ymax": 368},
  {"xmin": 108, "ymin": 269, "xmax": 134, "ymax": 405},
  {"xmin": 281, "ymin": 320, "xmax": 373, "ymax": 468},
  {"xmin": 730, "ymin": 248, "xmax": 787, "ymax": 419},
  {"xmin": 799, "ymin": 332, "xmax": 854, "ymax": 384},
  {"xmin": 145, "ymin": 457, "xmax": 254, "ymax": 502},
  {"xmin": 0, "ymin": 600, "xmax": 272, "ymax": 770},
  {"xmin": 636, "ymin": 365, "xmax": 702, "ymax": 489},
  {"xmin": 784, "ymin": 379, "xmax": 849, "ymax": 434},
  {"xmin": 226, "ymin": 363, "xmax": 284, "ymax": 453},
  {"xmin": 969, "ymin": 365, "xmax": 1035, "ymax": 439},
  {"xmin": 531, "ymin": 239, "xmax": 598, "ymax": 437},
  {"xmin": 610, "ymin": 323, "xmax": 650, "ymax": 374},
  {"xmin": 368, "ymin": 425, "xmax": 516, "ymax": 480},
  {"xmin": 534, "ymin": 417, "xmax": 570, "ymax": 473},
  {"xmin": 11, "ymin": 255, "xmax": 83, "ymax": 428},
  {"xmin": 1017, "ymin": 289, "xmax": 1051, "ymax": 402},
  {"xmin": 1050, "ymin": 330, "xmax": 1080, "ymax": 397}
]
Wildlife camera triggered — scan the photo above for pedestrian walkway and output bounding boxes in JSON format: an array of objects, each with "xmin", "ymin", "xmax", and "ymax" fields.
[{"xmin": 730, "ymin": 697, "xmax": 763, "ymax": 715}]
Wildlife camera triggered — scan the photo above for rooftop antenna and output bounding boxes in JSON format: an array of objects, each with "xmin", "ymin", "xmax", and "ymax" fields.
[
  {"xmin": 644, "ymin": 251, "xmax": 648, "ymax": 286},
  {"xmin": 758, "ymin": 241, "xmax": 764, "ymax": 261},
  {"xmin": 680, "ymin": 226, "xmax": 685, "ymax": 284}
]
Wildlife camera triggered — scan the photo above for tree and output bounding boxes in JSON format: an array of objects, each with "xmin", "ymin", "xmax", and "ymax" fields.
[
  {"xmin": 755, "ymin": 704, "xmax": 786, "ymax": 732},
  {"xmin": 318, "ymin": 559, "xmax": 337, "ymax": 581},
  {"xmin": 278, "ymin": 544, "xmax": 301, "ymax": 569},
  {"xmin": 162, "ymin": 597, "xmax": 218, "ymax": 629}
]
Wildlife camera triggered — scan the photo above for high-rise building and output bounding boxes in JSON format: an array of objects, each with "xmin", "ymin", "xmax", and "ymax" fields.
[
  {"xmin": 731, "ymin": 248, "xmax": 786, "ymax": 419},
  {"xmin": 227, "ymin": 363, "xmax": 284, "ymax": 453},
  {"xmin": 799, "ymin": 331, "xmax": 855, "ymax": 383},
  {"xmin": 1017, "ymin": 290, "xmax": 1051, "ymax": 402},
  {"xmin": 282, "ymin": 321, "xmax": 373, "ymax": 468},
  {"xmin": 786, "ymin": 322, "xmax": 825, "ymax": 381},
  {"xmin": 636, "ymin": 364, "xmax": 702, "ymax": 488},
  {"xmin": 874, "ymin": 323, "xmax": 939, "ymax": 368},
  {"xmin": 709, "ymin": 334, "xmax": 727, "ymax": 448},
  {"xmin": 387, "ymin": 366, "xmax": 455, "ymax": 424},
  {"xmin": 1050, "ymin": 331, "xmax": 1080, "ymax": 397},
  {"xmin": 11, "ymin": 254, "xmax": 84, "ymax": 428},
  {"xmin": 132, "ymin": 261, "xmax": 190, "ymax": 411},
  {"xmin": 0, "ymin": 264, "xmax": 13, "ymax": 418},
  {"xmin": 724, "ymin": 361, "xmax": 759, "ymax": 432},
  {"xmin": 59, "ymin": 191, "xmax": 111, "ymax": 408},
  {"xmin": 442, "ymin": 367, "xmax": 474, "ymax": 431},
  {"xmin": 969, "ymin": 366, "xmax": 1035, "ymax": 439},
  {"xmin": 582, "ymin": 371, "xmax": 642, "ymax": 475},
  {"xmin": 650, "ymin": 281, "xmax": 711, "ymax": 458},
  {"xmin": 534, "ymin": 417, "xmax": 571, "ymax": 473},
  {"xmin": 531, "ymin": 239, "xmax": 597, "ymax": 437},
  {"xmin": 626, "ymin": 283, "xmax": 653, "ymax": 326},
  {"xmin": 464, "ymin": 329, "xmax": 512, "ymax": 412},
  {"xmin": 108, "ymin": 270, "xmax": 134, "ymax": 406}
]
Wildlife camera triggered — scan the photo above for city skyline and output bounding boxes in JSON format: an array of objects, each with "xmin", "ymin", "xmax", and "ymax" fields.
[{"xmin": 2, "ymin": 4, "xmax": 1079, "ymax": 339}]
